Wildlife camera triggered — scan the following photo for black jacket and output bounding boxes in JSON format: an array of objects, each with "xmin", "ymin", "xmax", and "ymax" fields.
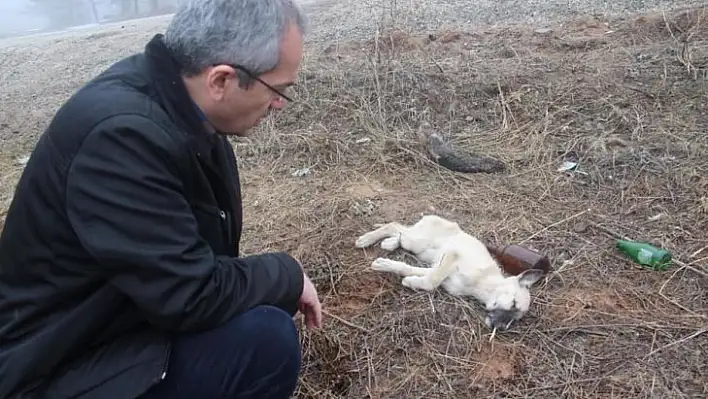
[{"xmin": 0, "ymin": 34, "xmax": 304, "ymax": 398}]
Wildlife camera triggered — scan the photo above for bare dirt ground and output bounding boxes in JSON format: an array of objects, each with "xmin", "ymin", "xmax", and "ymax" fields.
[{"xmin": 1, "ymin": 1, "xmax": 708, "ymax": 398}]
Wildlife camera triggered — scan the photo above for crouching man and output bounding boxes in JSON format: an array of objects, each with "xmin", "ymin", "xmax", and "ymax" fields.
[{"xmin": 0, "ymin": 1, "xmax": 322, "ymax": 398}]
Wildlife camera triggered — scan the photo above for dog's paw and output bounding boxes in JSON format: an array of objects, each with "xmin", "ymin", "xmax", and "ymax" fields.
[
  {"xmin": 371, "ymin": 257, "xmax": 400, "ymax": 273},
  {"xmin": 380, "ymin": 236, "xmax": 400, "ymax": 251},
  {"xmin": 402, "ymin": 276, "xmax": 434, "ymax": 291},
  {"xmin": 355, "ymin": 232, "xmax": 378, "ymax": 248}
]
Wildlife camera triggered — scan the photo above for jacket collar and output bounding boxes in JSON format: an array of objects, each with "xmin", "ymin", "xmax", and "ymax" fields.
[{"xmin": 144, "ymin": 33, "xmax": 218, "ymax": 138}]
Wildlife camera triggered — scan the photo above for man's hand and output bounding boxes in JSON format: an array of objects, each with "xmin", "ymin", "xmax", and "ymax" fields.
[{"xmin": 298, "ymin": 272, "xmax": 323, "ymax": 330}]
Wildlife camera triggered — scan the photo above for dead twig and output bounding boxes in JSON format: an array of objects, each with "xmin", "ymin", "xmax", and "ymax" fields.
[
  {"xmin": 519, "ymin": 208, "xmax": 591, "ymax": 244},
  {"xmin": 322, "ymin": 309, "xmax": 369, "ymax": 333},
  {"xmin": 643, "ymin": 327, "xmax": 708, "ymax": 359}
]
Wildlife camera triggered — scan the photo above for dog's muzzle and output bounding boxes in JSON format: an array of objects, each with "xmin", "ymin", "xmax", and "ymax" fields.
[{"xmin": 485, "ymin": 309, "xmax": 517, "ymax": 331}]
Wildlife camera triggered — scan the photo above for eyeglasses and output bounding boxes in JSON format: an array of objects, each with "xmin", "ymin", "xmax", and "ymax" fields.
[{"xmin": 223, "ymin": 64, "xmax": 294, "ymax": 103}]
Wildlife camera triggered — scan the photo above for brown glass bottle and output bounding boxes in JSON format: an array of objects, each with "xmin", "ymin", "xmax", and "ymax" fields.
[{"xmin": 486, "ymin": 244, "xmax": 552, "ymax": 276}]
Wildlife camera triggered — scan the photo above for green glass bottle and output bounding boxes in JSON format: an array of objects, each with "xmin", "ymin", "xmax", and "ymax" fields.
[{"xmin": 615, "ymin": 239, "xmax": 672, "ymax": 271}]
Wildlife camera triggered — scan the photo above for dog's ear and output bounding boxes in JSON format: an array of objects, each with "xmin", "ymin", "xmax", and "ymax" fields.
[{"xmin": 517, "ymin": 269, "xmax": 544, "ymax": 288}]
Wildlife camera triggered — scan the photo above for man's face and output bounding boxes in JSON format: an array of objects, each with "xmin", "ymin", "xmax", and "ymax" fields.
[{"xmin": 201, "ymin": 23, "xmax": 303, "ymax": 136}]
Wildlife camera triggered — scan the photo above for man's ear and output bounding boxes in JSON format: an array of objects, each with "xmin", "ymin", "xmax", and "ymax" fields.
[
  {"xmin": 205, "ymin": 65, "xmax": 237, "ymax": 100},
  {"xmin": 517, "ymin": 268, "xmax": 545, "ymax": 289}
]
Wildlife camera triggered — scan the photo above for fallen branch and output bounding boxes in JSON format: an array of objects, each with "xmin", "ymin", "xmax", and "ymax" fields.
[{"xmin": 417, "ymin": 123, "xmax": 506, "ymax": 173}]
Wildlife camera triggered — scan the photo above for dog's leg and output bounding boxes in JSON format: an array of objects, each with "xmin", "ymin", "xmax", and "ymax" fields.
[
  {"xmin": 355, "ymin": 222, "xmax": 407, "ymax": 249},
  {"xmin": 401, "ymin": 251, "xmax": 459, "ymax": 291},
  {"xmin": 370, "ymin": 257, "xmax": 429, "ymax": 277},
  {"xmin": 379, "ymin": 236, "xmax": 401, "ymax": 251}
]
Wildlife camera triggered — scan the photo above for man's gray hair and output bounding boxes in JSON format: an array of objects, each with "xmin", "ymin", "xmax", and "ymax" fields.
[{"xmin": 164, "ymin": 0, "xmax": 306, "ymax": 82}]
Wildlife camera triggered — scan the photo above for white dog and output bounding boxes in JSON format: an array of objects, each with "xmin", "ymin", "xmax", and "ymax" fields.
[{"xmin": 355, "ymin": 214, "xmax": 545, "ymax": 331}]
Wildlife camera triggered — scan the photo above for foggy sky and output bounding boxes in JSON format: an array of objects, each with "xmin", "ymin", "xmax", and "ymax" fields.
[
  {"xmin": 0, "ymin": 0, "xmax": 49, "ymax": 34},
  {"xmin": 0, "ymin": 0, "xmax": 170, "ymax": 38}
]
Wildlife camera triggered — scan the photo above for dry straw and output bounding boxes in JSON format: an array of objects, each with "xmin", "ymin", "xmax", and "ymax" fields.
[
  {"xmin": 239, "ymin": 6, "xmax": 708, "ymax": 397},
  {"xmin": 1, "ymin": 4, "xmax": 707, "ymax": 398}
]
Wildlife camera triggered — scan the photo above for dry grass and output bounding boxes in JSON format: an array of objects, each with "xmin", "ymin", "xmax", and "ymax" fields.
[
  {"xmin": 234, "ymin": 6, "xmax": 708, "ymax": 398},
  {"xmin": 2, "ymin": 4, "xmax": 708, "ymax": 399}
]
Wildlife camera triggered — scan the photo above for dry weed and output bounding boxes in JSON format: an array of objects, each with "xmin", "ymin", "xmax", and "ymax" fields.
[
  {"xmin": 1, "ymin": 5, "xmax": 707, "ymax": 399},
  {"xmin": 233, "ymin": 6, "xmax": 708, "ymax": 398}
]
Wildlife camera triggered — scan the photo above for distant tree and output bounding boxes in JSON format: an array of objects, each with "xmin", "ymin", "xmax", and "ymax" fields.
[
  {"xmin": 29, "ymin": 0, "xmax": 93, "ymax": 29},
  {"xmin": 110, "ymin": 0, "xmax": 139, "ymax": 17},
  {"xmin": 87, "ymin": 0, "xmax": 100, "ymax": 22},
  {"xmin": 30, "ymin": 0, "xmax": 183, "ymax": 28}
]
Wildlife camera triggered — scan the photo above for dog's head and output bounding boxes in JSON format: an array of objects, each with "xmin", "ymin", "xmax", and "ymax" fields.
[{"xmin": 484, "ymin": 269, "xmax": 545, "ymax": 331}]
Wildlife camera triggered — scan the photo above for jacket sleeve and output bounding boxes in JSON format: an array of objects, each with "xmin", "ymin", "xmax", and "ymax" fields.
[{"xmin": 65, "ymin": 114, "xmax": 304, "ymax": 332}]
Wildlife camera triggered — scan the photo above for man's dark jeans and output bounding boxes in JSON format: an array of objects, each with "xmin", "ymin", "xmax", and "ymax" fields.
[{"xmin": 140, "ymin": 305, "xmax": 302, "ymax": 398}]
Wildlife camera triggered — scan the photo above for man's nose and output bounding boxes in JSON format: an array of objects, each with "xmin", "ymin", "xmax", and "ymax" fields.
[{"xmin": 270, "ymin": 96, "xmax": 287, "ymax": 110}]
